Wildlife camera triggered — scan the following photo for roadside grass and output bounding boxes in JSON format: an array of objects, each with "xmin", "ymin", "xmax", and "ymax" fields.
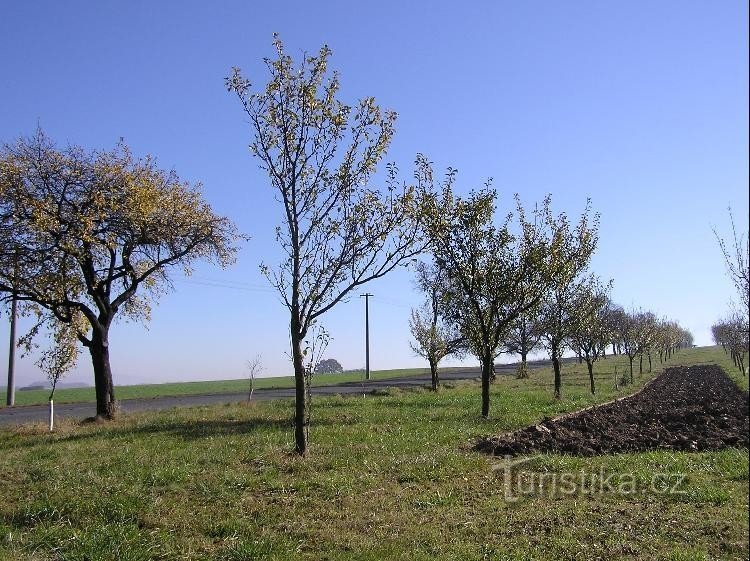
[
  {"xmin": 0, "ymin": 346, "xmax": 747, "ymax": 560},
  {"xmin": 0, "ymin": 367, "xmax": 434, "ymax": 408}
]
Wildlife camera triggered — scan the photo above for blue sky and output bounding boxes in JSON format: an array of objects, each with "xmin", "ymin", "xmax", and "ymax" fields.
[{"xmin": 1, "ymin": 1, "xmax": 747, "ymax": 387}]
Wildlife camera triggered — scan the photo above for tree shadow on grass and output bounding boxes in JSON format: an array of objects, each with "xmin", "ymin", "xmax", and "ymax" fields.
[
  {"xmin": 0, "ymin": 415, "xmax": 335, "ymax": 450},
  {"xmin": 127, "ymin": 416, "xmax": 297, "ymax": 441}
]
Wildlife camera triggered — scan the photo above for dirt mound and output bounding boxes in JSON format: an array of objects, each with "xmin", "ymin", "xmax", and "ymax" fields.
[{"xmin": 475, "ymin": 364, "xmax": 749, "ymax": 457}]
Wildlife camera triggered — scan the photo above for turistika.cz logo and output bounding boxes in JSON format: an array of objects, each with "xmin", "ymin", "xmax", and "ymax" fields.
[{"xmin": 492, "ymin": 455, "xmax": 687, "ymax": 503}]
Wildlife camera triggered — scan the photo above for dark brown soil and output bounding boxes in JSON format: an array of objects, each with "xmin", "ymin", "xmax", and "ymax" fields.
[{"xmin": 475, "ymin": 365, "xmax": 749, "ymax": 457}]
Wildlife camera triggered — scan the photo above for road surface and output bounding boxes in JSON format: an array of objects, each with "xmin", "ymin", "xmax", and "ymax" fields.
[{"xmin": 0, "ymin": 359, "xmax": 566, "ymax": 427}]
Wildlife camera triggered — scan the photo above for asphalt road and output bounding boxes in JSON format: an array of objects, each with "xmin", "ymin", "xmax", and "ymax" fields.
[{"xmin": 0, "ymin": 360, "xmax": 558, "ymax": 427}]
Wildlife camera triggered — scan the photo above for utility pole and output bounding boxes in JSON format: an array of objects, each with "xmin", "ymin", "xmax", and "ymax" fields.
[
  {"xmin": 360, "ymin": 293, "xmax": 373, "ymax": 380},
  {"xmin": 6, "ymin": 251, "xmax": 18, "ymax": 406}
]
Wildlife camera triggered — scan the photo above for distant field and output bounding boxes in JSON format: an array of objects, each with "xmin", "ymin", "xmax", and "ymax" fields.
[
  {"xmin": 0, "ymin": 367, "xmax": 438, "ymax": 407},
  {"xmin": 4, "ymin": 346, "xmax": 746, "ymax": 408},
  {"xmin": 0, "ymin": 345, "xmax": 746, "ymax": 560}
]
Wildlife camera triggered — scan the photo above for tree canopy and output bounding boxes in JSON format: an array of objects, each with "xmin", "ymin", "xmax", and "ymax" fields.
[
  {"xmin": 314, "ymin": 358, "xmax": 344, "ymax": 374},
  {"xmin": 0, "ymin": 130, "xmax": 241, "ymax": 418},
  {"xmin": 227, "ymin": 37, "xmax": 426, "ymax": 454},
  {"xmin": 420, "ymin": 158, "xmax": 578, "ymax": 418}
]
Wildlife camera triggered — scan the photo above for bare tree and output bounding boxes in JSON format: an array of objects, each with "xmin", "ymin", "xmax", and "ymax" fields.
[
  {"xmin": 713, "ymin": 206, "xmax": 749, "ymax": 312},
  {"xmin": 227, "ymin": 37, "xmax": 425, "ymax": 455},
  {"xmin": 246, "ymin": 354, "xmax": 263, "ymax": 401}
]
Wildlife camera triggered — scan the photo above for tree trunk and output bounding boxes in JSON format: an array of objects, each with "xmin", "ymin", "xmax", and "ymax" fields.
[
  {"xmin": 290, "ymin": 325, "xmax": 308, "ymax": 456},
  {"xmin": 552, "ymin": 344, "xmax": 562, "ymax": 399},
  {"xmin": 481, "ymin": 353, "xmax": 492, "ymax": 418},
  {"xmin": 648, "ymin": 353, "xmax": 652, "ymax": 373},
  {"xmin": 639, "ymin": 354, "xmax": 643, "ymax": 375},
  {"xmin": 429, "ymin": 358, "xmax": 439, "ymax": 391},
  {"xmin": 587, "ymin": 360, "xmax": 595, "ymax": 394},
  {"xmin": 628, "ymin": 356, "xmax": 634, "ymax": 384},
  {"xmin": 88, "ymin": 329, "xmax": 117, "ymax": 419},
  {"xmin": 517, "ymin": 350, "xmax": 529, "ymax": 379}
]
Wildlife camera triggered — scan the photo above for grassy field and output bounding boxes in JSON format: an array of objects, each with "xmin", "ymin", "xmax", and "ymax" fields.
[
  {"xmin": 0, "ymin": 346, "xmax": 747, "ymax": 560},
  {"xmin": 0, "ymin": 367, "xmax": 435, "ymax": 407}
]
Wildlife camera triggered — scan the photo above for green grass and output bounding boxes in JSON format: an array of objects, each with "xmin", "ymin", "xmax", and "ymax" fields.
[
  {"xmin": 0, "ymin": 367, "xmax": 435, "ymax": 407},
  {"xmin": 0, "ymin": 346, "xmax": 747, "ymax": 560}
]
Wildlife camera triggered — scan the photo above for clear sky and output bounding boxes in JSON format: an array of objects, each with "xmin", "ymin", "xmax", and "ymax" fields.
[{"xmin": 1, "ymin": 1, "xmax": 748, "ymax": 387}]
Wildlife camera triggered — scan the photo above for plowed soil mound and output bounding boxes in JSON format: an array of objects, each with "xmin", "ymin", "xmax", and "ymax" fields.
[{"xmin": 475, "ymin": 365, "xmax": 749, "ymax": 457}]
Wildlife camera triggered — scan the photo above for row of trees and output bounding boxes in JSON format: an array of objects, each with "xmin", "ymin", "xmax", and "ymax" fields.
[
  {"xmin": 0, "ymin": 36, "xmax": 700, "ymax": 457},
  {"xmin": 407, "ymin": 166, "xmax": 601, "ymax": 416},
  {"xmin": 409, "ymin": 257, "xmax": 693, "ymax": 403},
  {"xmin": 606, "ymin": 308, "xmax": 693, "ymax": 382},
  {"xmin": 712, "ymin": 313, "xmax": 748, "ymax": 375}
]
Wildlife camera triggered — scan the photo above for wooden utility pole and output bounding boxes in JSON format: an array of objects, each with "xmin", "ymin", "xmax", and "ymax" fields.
[
  {"xmin": 6, "ymin": 295, "xmax": 16, "ymax": 406},
  {"xmin": 360, "ymin": 293, "xmax": 373, "ymax": 380}
]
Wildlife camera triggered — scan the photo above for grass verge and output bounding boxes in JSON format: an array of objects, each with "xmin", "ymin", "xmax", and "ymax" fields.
[{"xmin": 0, "ymin": 346, "xmax": 747, "ymax": 560}]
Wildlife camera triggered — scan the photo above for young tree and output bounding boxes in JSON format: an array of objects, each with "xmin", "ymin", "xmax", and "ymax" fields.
[
  {"xmin": 568, "ymin": 278, "xmax": 611, "ymax": 394},
  {"xmin": 423, "ymin": 170, "xmax": 566, "ymax": 418},
  {"xmin": 604, "ymin": 303, "xmax": 627, "ymax": 356},
  {"xmin": 409, "ymin": 262, "xmax": 464, "ymax": 390},
  {"xmin": 619, "ymin": 309, "xmax": 654, "ymax": 384},
  {"xmin": 246, "ymin": 354, "xmax": 263, "ymax": 401},
  {"xmin": 538, "ymin": 204, "xmax": 600, "ymax": 399},
  {"xmin": 633, "ymin": 311, "xmax": 658, "ymax": 375},
  {"xmin": 503, "ymin": 305, "xmax": 543, "ymax": 379},
  {"xmin": 32, "ymin": 316, "xmax": 83, "ymax": 431},
  {"xmin": 227, "ymin": 38, "xmax": 425, "ymax": 455},
  {"xmin": 0, "ymin": 131, "xmax": 240, "ymax": 419}
]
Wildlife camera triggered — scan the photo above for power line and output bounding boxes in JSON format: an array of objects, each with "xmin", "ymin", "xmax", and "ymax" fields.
[
  {"xmin": 190, "ymin": 275, "xmax": 273, "ymax": 290},
  {"xmin": 176, "ymin": 278, "xmax": 276, "ymax": 293}
]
